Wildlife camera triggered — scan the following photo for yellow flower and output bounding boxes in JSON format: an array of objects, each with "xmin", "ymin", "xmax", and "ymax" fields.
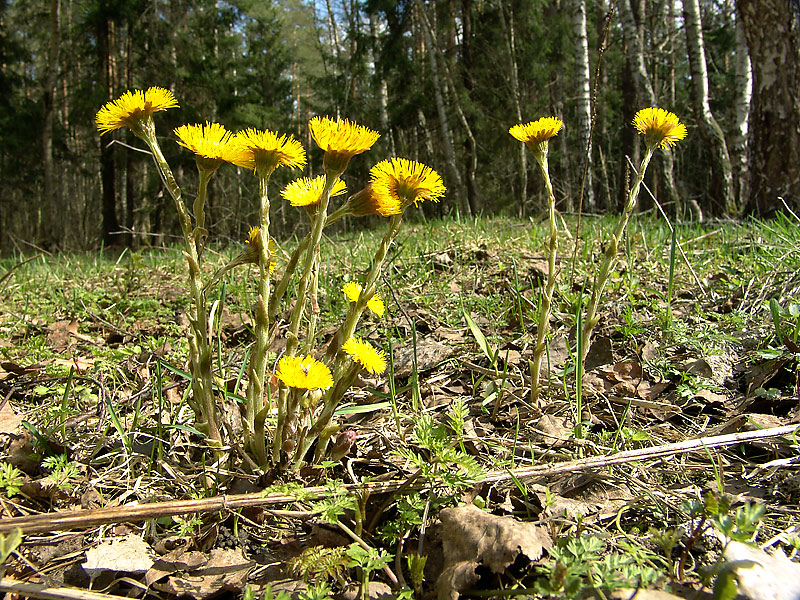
[
  {"xmin": 96, "ymin": 86, "xmax": 179, "ymax": 135},
  {"xmin": 343, "ymin": 281, "xmax": 385, "ymax": 317},
  {"xmin": 281, "ymin": 175, "xmax": 347, "ymax": 207},
  {"xmin": 633, "ymin": 107, "xmax": 687, "ymax": 149},
  {"xmin": 232, "ymin": 128, "xmax": 306, "ymax": 176},
  {"xmin": 275, "ymin": 355, "xmax": 333, "ymax": 390},
  {"xmin": 370, "ymin": 158, "xmax": 446, "ymax": 208},
  {"xmin": 345, "ymin": 184, "xmax": 403, "ymax": 217},
  {"xmin": 175, "ymin": 122, "xmax": 249, "ymax": 169},
  {"xmin": 509, "ymin": 116, "xmax": 563, "ymax": 160},
  {"xmin": 243, "ymin": 226, "xmax": 277, "ymax": 272},
  {"xmin": 309, "ymin": 116, "xmax": 380, "ymax": 175},
  {"xmin": 342, "ymin": 337, "xmax": 387, "ymax": 374}
]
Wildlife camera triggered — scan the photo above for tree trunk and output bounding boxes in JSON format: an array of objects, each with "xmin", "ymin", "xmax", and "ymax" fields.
[
  {"xmin": 572, "ymin": 0, "xmax": 594, "ymax": 210},
  {"xmin": 732, "ymin": 8, "xmax": 752, "ymax": 210},
  {"xmin": 619, "ymin": 0, "xmax": 693, "ymax": 218},
  {"xmin": 416, "ymin": 0, "xmax": 468, "ymax": 215},
  {"xmin": 683, "ymin": 0, "xmax": 736, "ymax": 214},
  {"xmin": 98, "ymin": 13, "xmax": 120, "ymax": 247},
  {"xmin": 41, "ymin": 0, "xmax": 60, "ymax": 247},
  {"xmin": 737, "ymin": 0, "xmax": 800, "ymax": 215},
  {"xmin": 497, "ymin": 0, "xmax": 527, "ymax": 216}
]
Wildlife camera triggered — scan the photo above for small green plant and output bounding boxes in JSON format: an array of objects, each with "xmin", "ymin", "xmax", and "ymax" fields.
[
  {"xmin": 41, "ymin": 454, "xmax": 80, "ymax": 490},
  {"xmin": 0, "ymin": 462, "xmax": 24, "ymax": 497},
  {"xmin": 287, "ymin": 546, "xmax": 349, "ymax": 586},
  {"xmin": 532, "ymin": 534, "xmax": 664, "ymax": 598},
  {"xmin": 346, "ymin": 543, "xmax": 393, "ymax": 600},
  {"xmin": 509, "ymin": 117, "xmax": 563, "ymax": 404}
]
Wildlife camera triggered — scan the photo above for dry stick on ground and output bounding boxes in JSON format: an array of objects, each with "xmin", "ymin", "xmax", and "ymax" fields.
[
  {"xmin": 0, "ymin": 578, "xmax": 133, "ymax": 600},
  {"xmin": 0, "ymin": 424, "xmax": 796, "ymax": 536}
]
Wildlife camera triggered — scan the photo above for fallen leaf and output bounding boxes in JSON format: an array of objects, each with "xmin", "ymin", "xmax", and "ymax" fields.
[
  {"xmin": 436, "ymin": 504, "xmax": 552, "ymax": 600},
  {"xmin": 0, "ymin": 402, "xmax": 23, "ymax": 434},
  {"xmin": 47, "ymin": 320, "xmax": 78, "ymax": 352},
  {"xmin": 82, "ymin": 535, "xmax": 156, "ymax": 580},
  {"xmin": 722, "ymin": 540, "xmax": 800, "ymax": 600},
  {"xmin": 393, "ymin": 337, "xmax": 456, "ymax": 377},
  {"xmin": 153, "ymin": 548, "xmax": 254, "ymax": 600}
]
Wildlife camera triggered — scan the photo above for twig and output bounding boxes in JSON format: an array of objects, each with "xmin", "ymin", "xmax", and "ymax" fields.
[
  {"xmin": 0, "ymin": 577, "xmax": 131, "ymax": 600},
  {"xmin": 0, "ymin": 424, "xmax": 796, "ymax": 535}
]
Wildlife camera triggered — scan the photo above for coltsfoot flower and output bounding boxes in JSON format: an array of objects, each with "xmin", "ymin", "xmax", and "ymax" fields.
[
  {"xmin": 175, "ymin": 121, "xmax": 249, "ymax": 170},
  {"xmin": 342, "ymin": 337, "xmax": 387, "ymax": 374},
  {"xmin": 96, "ymin": 86, "xmax": 179, "ymax": 137},
  {"xmin": 632, "ymin": 107, "xmax": 687, "ymax": 149},
  {"xmin": 342, "ymin": 282, "xmax": 385, "ymax": 317},
  {"xmin": 509, "ymin": 116, "xmax": 563, "ymax": 161},
  {"xmin": 370, "ymin": 158, "xmax": 446, "ymax": 208},
  {"xmin": 282, "ymin": 175, "xmax": 347, "ymax": 207},
  {"xmin": 232, "ymin": 128, "xmax": 306, "ymax": 176},
  {"xmin": 275, "ymin": 355, "xmax": 333, "ymax": 390},
  {"xmin": 309, "ymin": 116, "xmax": 380, "ymax": 175},
  {"xmin": 344, "ymin": 184, "xmax": 403, "ymax": 217}
]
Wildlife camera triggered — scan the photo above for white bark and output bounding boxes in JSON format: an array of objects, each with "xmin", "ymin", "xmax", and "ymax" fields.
[
  {"xmin": 732, "ymin": 9, "xmax": 752, "ymax": 207},
  {"xmin": 572, "ymin": 0, "xmax": 594, "ymax": 209}
]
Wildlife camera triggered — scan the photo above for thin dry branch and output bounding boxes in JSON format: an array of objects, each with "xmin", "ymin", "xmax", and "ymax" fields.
[
  {"xmin": 0, "ymin": 424, "xmax": 796, "ymax": 535},
  {"xmin": 0, "ymin": 577, "xmax": 132, "ymax": 600}
]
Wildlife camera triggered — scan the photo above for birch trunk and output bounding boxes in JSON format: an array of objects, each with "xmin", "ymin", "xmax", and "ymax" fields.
[
  {"xmin": 732, "ymin": 9, "xmax": 752, "ymax": 210},
  {"xmin": 416, "ymin": 0, "xmax": 468, "ymax": 214},
  {"xmin": 42, "ymin": 0, "xmax": 60, "ymax": 246},
  {"xmin": 683, "ymin": 0, "xmax": 736, "ymax": 214},
  {"xmin": 572, "ymin": 0, "xmax": 594, "ymax": 210}
]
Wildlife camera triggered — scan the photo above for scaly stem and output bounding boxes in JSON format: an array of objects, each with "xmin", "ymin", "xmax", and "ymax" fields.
[
  {"xmin": 142, "ymin": 125, "xmax": 221, "ymax": 448},
  {"xmin": 245, "ymin": 173, "xmax": 274, "ymax": 466},
  {"xmin": 579, "ymin": 145, "xmax": 655, "ymax": 392},
  {"xmin": 529, "ymin": 155, "xmax": 558, "ymax": 404}
]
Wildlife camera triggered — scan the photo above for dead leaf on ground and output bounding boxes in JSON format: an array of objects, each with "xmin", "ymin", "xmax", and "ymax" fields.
[
  {"xmin": 0, "ymin": 402, "xmax": 23, "ymax": 434},
  {"xmin": 722, "ymin": 540, "xmax": 800, "ymax": 600},
  {"xmin": 393, "ymin": 337, "xmax": 456, "ymax": 377},
  {"xmin": 436, "ymin": 504, "xmax": 552, "ymax": 600},
  {"xmin": 152, "ymin": 547, "xmax": 254, "ymax": 600},
  {"xmin": 47, "ymin": 320, "xmax": 78, "ymax": 352},
  {"xmin": 82, "ymin": 535, "xmax": 156, "ymax": 580}
]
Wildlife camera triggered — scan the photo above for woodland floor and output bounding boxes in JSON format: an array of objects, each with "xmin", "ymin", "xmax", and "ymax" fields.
[{"xmin": 0, "ymin": 213, "xmax": 799, "ymax": 599}]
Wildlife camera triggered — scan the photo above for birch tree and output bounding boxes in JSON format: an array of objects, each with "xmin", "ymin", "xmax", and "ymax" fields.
[
  {"xmin": 683, "ymin": 0, "xmax": 735, "ymax": 214},
  {"xmin": 572, "ymin": 0, "xmax": 593, "ymax": 210}
]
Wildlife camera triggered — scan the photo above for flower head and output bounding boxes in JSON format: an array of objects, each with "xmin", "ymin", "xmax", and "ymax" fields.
[
  {"xmin": 633, "ymin": 107, "xmax": 687, "ymax": 149},
  {"xmin": 370, "ymin": 158, "xmax": 446, "ymax": 209},
  {"xmin": 174, "ymin": 121, "xmax": 249, "ymax": 171},
  {"xmin": 309, "ymin": 116, "xmax": 380, "ymax": 175},
  {"xmin": 96, "ymin": 87, "xmax": 179, "ymax": 137},
  {"xmin": 509, "ymin": 117, "xmax": 563, "ymax": 161},
  {"xmin": 344, "ymin": 184, "xmax": 403, "ymax": 217},
  {"xmin": 242, "ymin": 226, "xmax": 277, "ymax": 272},
  {"xmin": 342, "ymin": 337, "xmax": 387, "ymax": 374},
  {"xmin": 281, "ymin": 175, "xmax": 347, "ymax": 207},
  {"xmin": 275, "ymin": 355, "xmax": 333, "ymax": 390},
  {"xmin": 232, "ymin": 128, "xmax": 306, "ymax": 177},
  {"xmin": 343, "ymin": 282, "xmax": 385, "ymax": 317}
]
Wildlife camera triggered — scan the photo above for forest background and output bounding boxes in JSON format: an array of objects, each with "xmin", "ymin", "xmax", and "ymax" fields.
[{"xmin": 0, "ymin": 0, "xmax": 797, "ymax": 252}]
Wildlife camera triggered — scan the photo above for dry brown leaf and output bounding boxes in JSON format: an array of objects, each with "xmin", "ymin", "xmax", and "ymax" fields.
[
  {"xmin": 47, "ymin": 320, "xmax": 78, "ymax": 351},
  {"xmin": 722, "ymin": 541, "xmax": 800, "ymax": 600},
  {"xmin": 0, "ymin": 402, "xmax": 23, "ymax": 434},
  {"xmin": 393, "ymin": 337, "xmax": 456, "ymax": 377},
  {"xmin": 153, "ymin": 548, "xmax": 254, "ymax": 600},
  {"xmin": 436, "ymin": 504, "xmax": 552, "ymax": 600},
  {"xmin": 82, "ymin": 535, "xmax": 156, "ymax": 580}
]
